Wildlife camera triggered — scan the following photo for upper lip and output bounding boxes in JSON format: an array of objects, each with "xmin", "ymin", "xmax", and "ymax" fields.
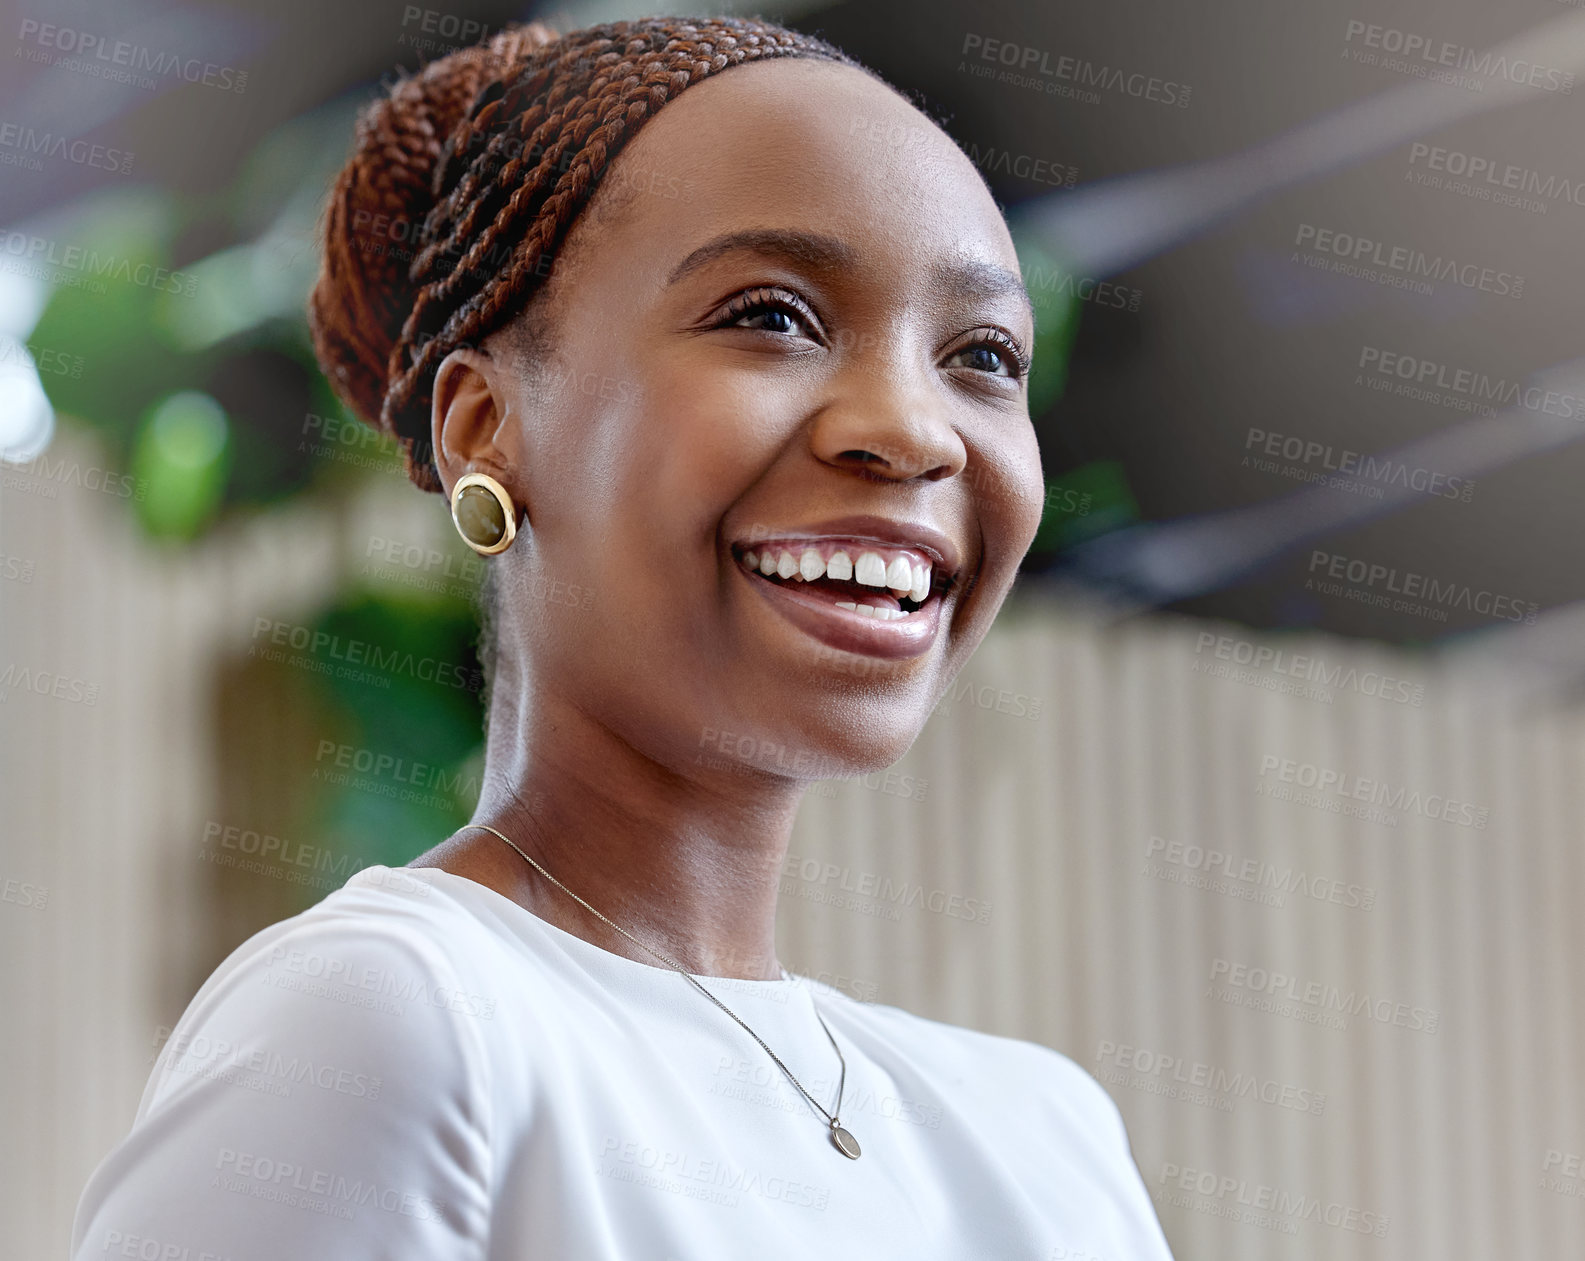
[{"xmin": 731, "ymin": 514, "xmax": 966, "ymax": 582}]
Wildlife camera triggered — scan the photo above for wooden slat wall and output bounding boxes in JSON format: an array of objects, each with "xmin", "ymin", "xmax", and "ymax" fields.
[
  {"xmin": 5, "ymin": 425, "xmax": 1580, "ymax": 1258},
  {"xmin": 787, "ymin": 597, "xmax": 1580, "ymax": 1258}
]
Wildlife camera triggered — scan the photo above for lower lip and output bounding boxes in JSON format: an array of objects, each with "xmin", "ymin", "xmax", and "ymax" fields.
[{"xmin": 738, "ymin": 565, "xmax": 944, "ymax": 659}]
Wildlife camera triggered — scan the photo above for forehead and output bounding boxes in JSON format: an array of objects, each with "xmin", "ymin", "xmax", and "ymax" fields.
[{"xmin": 563, "ymin": 57, "xmax": 1026, "ymax": 315}]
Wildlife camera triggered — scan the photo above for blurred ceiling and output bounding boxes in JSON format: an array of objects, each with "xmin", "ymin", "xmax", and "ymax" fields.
[{"xmin": 4, "ymin": 0, "xmax": 1580, "ymax": 654}]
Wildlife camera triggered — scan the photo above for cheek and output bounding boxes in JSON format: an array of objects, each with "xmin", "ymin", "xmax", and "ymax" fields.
[
  {"xmin": 532, "ymin": 359, "xmax": 790, "ymax": 621},
  {"xmin": 633, "ymin": 359, "xmax": 797, "ymax": 523},
  {"xmin": 977, "ymin": 427, "xmax": 1047, "ymax": 554}
]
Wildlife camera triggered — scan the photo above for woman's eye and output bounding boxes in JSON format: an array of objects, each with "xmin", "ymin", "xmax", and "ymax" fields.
[
  {"xmin": 714, "ymin": 288, "xmax": 820, "ymax": 340},
  {"xmin": 741, "ymin": 305, "xmax": 802, "ymax": 334},
  {"xmin": 948, "ymin": 336, "xmax": 1028, "ymax": 379},
  {"xmin": 955, "ymin": 345, "xmax": 1010, "ymax": 375}
]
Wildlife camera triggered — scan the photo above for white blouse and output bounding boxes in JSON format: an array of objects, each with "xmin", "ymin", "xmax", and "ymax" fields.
[{"xmin": 71, "ymin": 863, "xmax": 1175, "ymax": 1259}]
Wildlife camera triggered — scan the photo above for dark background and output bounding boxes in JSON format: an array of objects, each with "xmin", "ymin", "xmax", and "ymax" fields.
[{"xmin": 5, "ymin": 0, "xmax": 1578, "ymax": 649}]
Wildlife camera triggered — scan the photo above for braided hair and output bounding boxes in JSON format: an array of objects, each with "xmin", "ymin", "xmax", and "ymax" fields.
[{"xmin": 308, "ymin": 15, "xmax": 863, "ymax": 494}]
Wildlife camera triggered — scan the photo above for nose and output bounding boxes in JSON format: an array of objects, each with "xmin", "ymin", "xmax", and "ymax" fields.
[{"xmin": 807, "ymin": 360, "xmax": 968, "ymax": 483}]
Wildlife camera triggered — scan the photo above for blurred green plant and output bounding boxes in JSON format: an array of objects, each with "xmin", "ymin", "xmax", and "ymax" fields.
[
  {"xmin": 129, "ymin": 389, "xmax": 232, "ymax": 538},
  {"xmin": 297, "ymin": 587, "xmax": 488, "ymax": 872},
  {"xmin": 1011, "ymin": 225, "xmax": 1142, "ymax": 559},
  {"xmin": 1033, "ymin": 459, "xmax": 1141, "ymax": 553},
  {"xmin": 1011, "ymin": 228, "xmax": 1084, "ymax": 420},
  {"xmin": 24, "ymin": 98, "xmax": 489, "ymax": 872}
]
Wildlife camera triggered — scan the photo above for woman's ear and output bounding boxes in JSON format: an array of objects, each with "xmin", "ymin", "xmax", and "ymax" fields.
[{"xmin": 431, "ymin": 347, "xmax": 522, "ymax": 502}]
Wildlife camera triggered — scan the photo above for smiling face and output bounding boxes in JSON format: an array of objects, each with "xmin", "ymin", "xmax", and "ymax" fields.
[{"xmin": 432, "ymin": 55, "xmax": 1045, "ymax": 782}]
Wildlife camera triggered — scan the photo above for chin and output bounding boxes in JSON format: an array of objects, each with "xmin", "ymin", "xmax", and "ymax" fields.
[{"xmin": 697, "ymin": 696, "xmax": 931, "ymax": 786}]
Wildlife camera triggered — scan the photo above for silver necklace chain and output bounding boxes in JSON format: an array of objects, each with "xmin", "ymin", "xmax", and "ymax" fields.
[{"xmin": 455, "ymin": 823, "xmax": 862, "ymax": 1159}]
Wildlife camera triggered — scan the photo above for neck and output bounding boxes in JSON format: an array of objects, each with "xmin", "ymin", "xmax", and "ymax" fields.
[{"xmin": 442, "ymin": 689, "xmax": 807, "ymax": 982}]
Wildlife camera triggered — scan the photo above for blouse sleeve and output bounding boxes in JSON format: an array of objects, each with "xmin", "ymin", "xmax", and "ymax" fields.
[
  {"xmin": 1031, "ymin": 1044, "xmax": 1179, "ymax": 1260},
  {"xmin": 1079, "ymin": 1064, "xmax": 1178, "ymax": 1259},
  {"xmin": 69, "ymin": 914, "xmax": 496, "ymax": 1261}
]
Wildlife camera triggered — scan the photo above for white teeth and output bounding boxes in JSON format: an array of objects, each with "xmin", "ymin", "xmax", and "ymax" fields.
[
  {"xmin": 838, "ymin": 601, "xmax": 909, "ymax": 621},
  {"xmin": 854, "ymin": 552, "xmax": 887, "ymax": 587},
  {"xmin": 742, "ymin": 541, "xmax": 936, "ymax": 608},
  {"xmin": 885, "ymin": 556, "xmax": 912, "ymax": 595}
]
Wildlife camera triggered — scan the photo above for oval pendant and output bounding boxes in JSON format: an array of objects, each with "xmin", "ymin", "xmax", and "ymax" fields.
[{"xmin": 830, "ymin": 1123, "xmax": 861, "ymax": 1159}]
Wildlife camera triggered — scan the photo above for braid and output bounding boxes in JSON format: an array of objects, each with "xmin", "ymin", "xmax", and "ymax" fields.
[{"xmin": 309, "ymin": 16, "xmax": 860, "ymax": 494}]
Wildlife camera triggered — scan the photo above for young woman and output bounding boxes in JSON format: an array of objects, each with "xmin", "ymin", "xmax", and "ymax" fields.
[{"xmin": 72, "ymin": 16, "xmax": 1174, "ymax": 1258}]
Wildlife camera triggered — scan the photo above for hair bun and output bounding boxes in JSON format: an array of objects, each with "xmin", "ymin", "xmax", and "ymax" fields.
[{"xmin": 308, "ymin": 23, "xmax": 559, "ymax": 449}]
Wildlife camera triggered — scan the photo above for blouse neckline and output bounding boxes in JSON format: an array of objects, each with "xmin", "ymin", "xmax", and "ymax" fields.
[{"xmin": 355, "ymin": 863, "xmax": 810, "ymax": 998}]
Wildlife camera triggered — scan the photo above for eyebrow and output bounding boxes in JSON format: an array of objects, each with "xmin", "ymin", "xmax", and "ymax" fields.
[
  {"xmin": 667, "ymin": 228, "xmax": 857, "ymax": 286},
  {"xmin": 667, "ymin": 228, "xmax": 1036, "ymax": 328},
  {"xmin": 929, "ymin": 257, "xmax": 1036, "ymax": 328}
]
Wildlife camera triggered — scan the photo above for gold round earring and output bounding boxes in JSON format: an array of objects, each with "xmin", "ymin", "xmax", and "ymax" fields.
[{"xmin": 450, "ymin": 472, "xmax": 519, "ymax": 556}]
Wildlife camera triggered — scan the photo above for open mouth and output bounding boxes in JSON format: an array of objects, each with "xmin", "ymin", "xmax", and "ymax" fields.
[{"xmin": 730, "ymin": 538, "xmax": 947, "ymax": 621}]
